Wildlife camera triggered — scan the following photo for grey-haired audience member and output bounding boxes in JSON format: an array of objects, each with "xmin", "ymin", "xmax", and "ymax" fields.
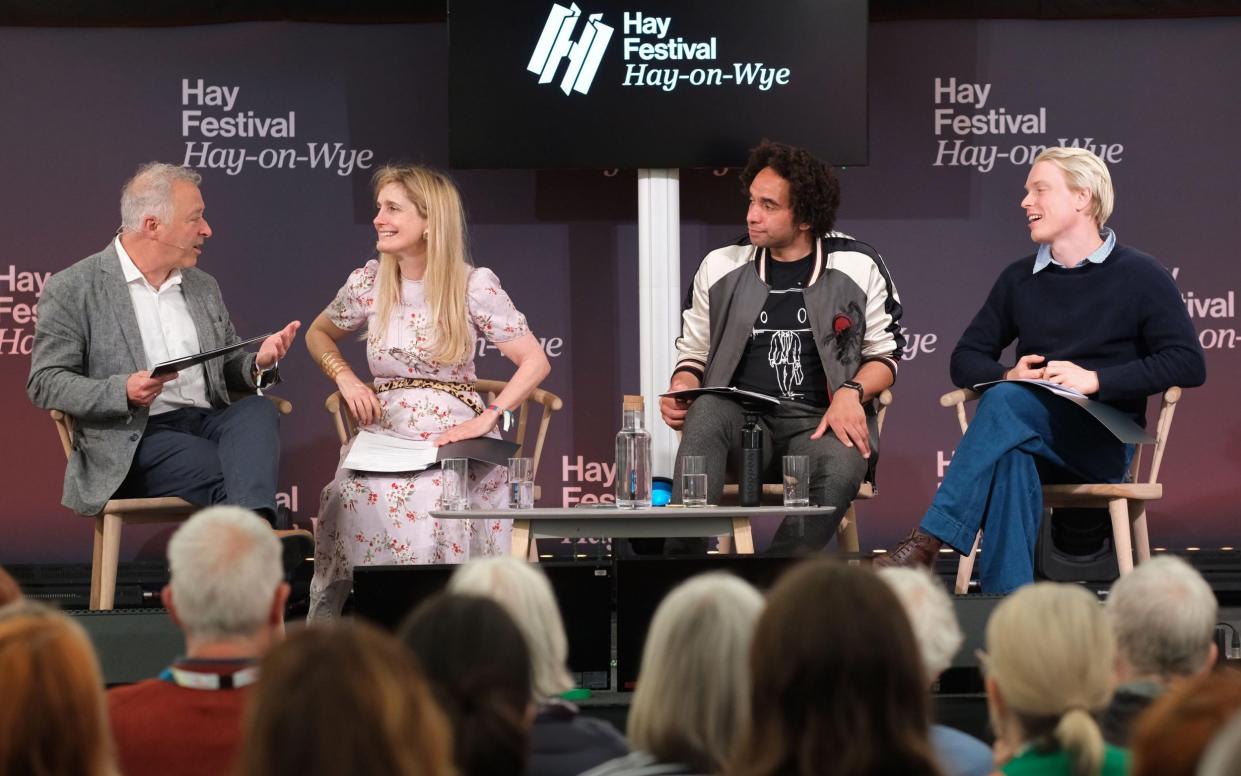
[
  {"xmin": 879, "ymin": 567, "xmax": 993, "ymax": 776},
  {"xmin": 450, "ymin": 557, "xmax": 628, "ymax": 776},
  {"xmin": 1101, "ymin": 554, "xmax": 1218, "ymax": 746},
  {"xmin": 107, "ymin": 507, "xmax": 289, "ymax": 776},
  {"xmin": 584, "ymin": 572, "xmax": 764, "ymax": 776}
]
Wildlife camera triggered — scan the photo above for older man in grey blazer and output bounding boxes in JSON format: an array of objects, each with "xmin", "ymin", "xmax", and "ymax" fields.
[{"xmin": 27, "ymin": 162, "xmax": 299, "ymax": 523}]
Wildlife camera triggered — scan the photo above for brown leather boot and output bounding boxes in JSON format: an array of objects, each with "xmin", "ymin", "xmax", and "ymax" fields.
[{"xmin": 873, "ymin": 528, "xmax": 943, "ymax": 569}]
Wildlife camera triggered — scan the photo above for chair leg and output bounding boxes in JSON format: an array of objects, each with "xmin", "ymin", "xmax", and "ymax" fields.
[
  {"xmin": 527, "ymin": 538, "xmax": 539, "ymax": 562},
  {"xmin": 1109, "ymin": 498, "xmax": 1134, "ymax": 575},
  {"xmin": 838, "ymin": 503, "xmax": 860, "ymax": 566},
  {"xmin": 1131, "ymin": 502, "xmax": 1151, "ymax": 564},
  {"xmin": 511, "ymin": 519, "xmax": 533, "ymax": 562},
  {"xmin": 89, "ymin": 516, "xmax": 105, "ymax": 610},
  {"xmin": 98, "ymin": 513, "xmax": 123, "ymax": 610},
  {"xmin": 955, "ymin": 531, "xmax": 982, "ymax": 595},
  {"xmin": 717, "ymin": 534, "xmax": 734, "ymax": 554},
  {"xmin": 731, "ymin": 517, "xmax": 755, "ymax": 555}
]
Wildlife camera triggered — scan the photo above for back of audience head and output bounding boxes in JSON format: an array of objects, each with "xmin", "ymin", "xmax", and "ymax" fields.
[
  {"xmin": 621, "ymin": 572, "xmax": 762, "ymax": 773},
  {"xmin": 0, "ymin": 562, "xmax": 20, "ymax": 607},
  {"xmin": 732, "ymin": 560, "xmax": 941, "ymax": 776},
  {"xmin": 449, "ymin": 556, "xmax": 574, "ymax": 702},
  {"xmin": 0, "ymin": 601, "xmax": 117, "ymax": 776},
  {"xmin": 878, "ymin": 566, "xmax": 963, "ymax": 684},
  {"xmin": 1130, "ymin": 668, "xmax": 1241, "ymax": 776},
  {"xmin": 238, "ymin": 620, "xmax": 453, "ymax": 776},
  {"xmin": 164, "ymin": 506, "xmax": 289, "ymax": 652},
  {"xmin": 1106, "ymin": 554, "xmax": 1217, "ymax": 683},
  {"xmin": 400, "ymin": 592, "xmax": 533, "ymax": 776},
  {"xmin": 984, "ymin": 582, "xmax": 1113, "ymax": 776}
]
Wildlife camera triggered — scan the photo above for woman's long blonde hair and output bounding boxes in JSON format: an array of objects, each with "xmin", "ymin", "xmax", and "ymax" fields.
[
  {"xmin": 985, "ymin": 583, "xmax": 1116, "ymax": 776},
  {"xmin": 372, "ymin": 164, "xmax": 473, "ymax": 365}
]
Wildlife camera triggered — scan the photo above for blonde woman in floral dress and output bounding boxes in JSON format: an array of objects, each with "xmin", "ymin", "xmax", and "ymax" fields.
[{"xmin": 305, "ymin": 165, "xmax": 550, "ymax": 619}]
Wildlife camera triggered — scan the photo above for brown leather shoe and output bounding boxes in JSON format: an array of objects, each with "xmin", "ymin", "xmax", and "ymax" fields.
[{"xmin": 873, "ymin": 528, "xmax": 943, "ymax": 569}]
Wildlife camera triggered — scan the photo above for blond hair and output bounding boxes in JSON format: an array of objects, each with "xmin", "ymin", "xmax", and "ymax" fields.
[
  {"xmin": 985, "ymin": 583, "xmax": 1115, "ymax": 776},
  {"xmin": 0, "ymin": 602, "xmax": 118, "ymax": 776},
  {"xmin": 449, "ymin": 557, "xmax": 574, "ymax": 702},
  {"xmin": 1033, "ymin": 147, "xmax": 1115, "ymax": 227},
  {"xmin": 628, "ymin": 572, "xmax": 764, "ymax": 773},
  {"xmin": 372, "ymin": 164, "xmax": 473, "ymax": 364}
]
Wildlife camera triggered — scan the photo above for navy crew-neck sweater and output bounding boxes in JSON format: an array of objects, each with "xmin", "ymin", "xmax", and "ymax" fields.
[{"xmin": 949, "ymin": 243, "xmax": 1206, "ymax": 427}]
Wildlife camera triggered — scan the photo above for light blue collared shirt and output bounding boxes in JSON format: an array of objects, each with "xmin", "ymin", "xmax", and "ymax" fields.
[{"xmin": 1033, "ymin": 227, "xmax": 1116, "ymax": 273}]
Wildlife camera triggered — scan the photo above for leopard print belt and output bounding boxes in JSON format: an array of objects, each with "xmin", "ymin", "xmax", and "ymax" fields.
[{"xmin": 373, "ymin": 378, "xmax": 486, "ymax": 416}]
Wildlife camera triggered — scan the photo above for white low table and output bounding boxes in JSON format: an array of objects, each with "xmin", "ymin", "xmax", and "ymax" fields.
[{"xmin": 430, "ymin": 505, "xmax": 836, "ymax": 559}]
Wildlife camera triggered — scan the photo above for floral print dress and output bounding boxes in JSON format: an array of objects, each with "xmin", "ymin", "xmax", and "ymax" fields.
[{"xmin": 308, "ymin": 260, "xmax": 529, "ymax": 619}]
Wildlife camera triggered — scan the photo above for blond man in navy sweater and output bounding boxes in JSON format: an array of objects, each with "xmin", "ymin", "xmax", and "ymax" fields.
[{"xmin": 877, "ymin": 147, "xmax": 1205, "ymax": 593}]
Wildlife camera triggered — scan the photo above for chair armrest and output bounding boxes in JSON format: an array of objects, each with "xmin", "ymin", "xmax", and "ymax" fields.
[{"xmin": 939, "ymin": 388, "xmax": 981, "ymax": 408}]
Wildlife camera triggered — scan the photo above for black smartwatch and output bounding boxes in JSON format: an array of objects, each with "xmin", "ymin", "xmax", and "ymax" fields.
[{"xmin": 839, "ymin": 380, "xmax": 864, "ymax": 399}]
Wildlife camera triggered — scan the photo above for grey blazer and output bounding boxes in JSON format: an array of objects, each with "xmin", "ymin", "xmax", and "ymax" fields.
[{"xmin": 27, "ymin": 241, "xmax": 264, "ymax": 515}]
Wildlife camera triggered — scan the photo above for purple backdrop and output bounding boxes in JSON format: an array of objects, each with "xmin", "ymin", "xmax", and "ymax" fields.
[{"xmin": 1, "ymin": 18, "xmax": 1237, "ymax": 564}]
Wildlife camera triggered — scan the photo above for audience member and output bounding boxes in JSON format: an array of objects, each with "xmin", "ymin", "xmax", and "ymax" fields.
[
  {"xmin": 982, "ymin": 582, "xmax": 1125, "ymax": 776},
  {"xmin": 401, "ymin": 592, "xmax": 535, "ymax": 776},
  {"xmin": 586, "ymin": 572, "xmax": 764, "ymax": 776},
  {"xmin": 0, "ymin": 563, "xmax": 19, "ymax": 606},
  {"xmin": 0, "ymin": 601, "xmax": 118, "ymax": 776},
  {"xmin": 1195, "ymin": 707, "xmax": 1241, "ymax": 776},
  {"xmin": 238, "ymin": 621, "xmax": 453, "ymax": 776},
  {"xmin": 879, "ymin": 566, "xmax": 993, "ymax": 776},
  {"xmin": 731, "ymin": 560, "xmax": 942, "ymax": 776},
  {"xmin": 1129, "ymin": 668, "xmax": 1241, "ymax": 776},
  {"xmin": 107, "ymin": 507, "xmax": 289, "ymax": 776},
  {"xmin": 1102, "ymin": 554, "xmax": 1218, "ymax": 745},
  {"xmin": 450, "ymin": 557, "xmax": 629, "ymax": 776}
]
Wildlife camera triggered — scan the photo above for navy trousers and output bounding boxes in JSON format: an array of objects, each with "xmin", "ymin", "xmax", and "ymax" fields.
[{"xmin": 116, "ymin": 395, "xmax": 281, "ymax": 521}]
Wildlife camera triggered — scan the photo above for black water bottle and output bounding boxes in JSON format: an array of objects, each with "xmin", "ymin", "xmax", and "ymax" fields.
[{"xmin": 740, "ymin": 413, "xmax": 763, "ymax": 507}]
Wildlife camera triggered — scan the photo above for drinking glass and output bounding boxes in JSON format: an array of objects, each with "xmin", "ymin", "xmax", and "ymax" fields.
[
  {"xmin": 783, "ymin": 455, "xmax": 810, "ymax": 507},
  {"xmin": 681, "ymin": 455, "xmax": 708, "ymax": 507}
]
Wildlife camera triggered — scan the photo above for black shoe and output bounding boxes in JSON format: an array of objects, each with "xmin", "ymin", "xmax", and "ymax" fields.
[{"xmin": 276, "ymin": 530, "xmax": 314, "ymax": 577}]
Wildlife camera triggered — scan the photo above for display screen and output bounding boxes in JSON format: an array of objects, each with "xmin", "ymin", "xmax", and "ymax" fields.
[{"xmin": 449, "ymin": 0, "xmax": 868, "ymax": 168}]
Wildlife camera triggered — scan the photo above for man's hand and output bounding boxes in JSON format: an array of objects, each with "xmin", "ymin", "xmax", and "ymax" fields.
[
  {"xmin": 126, "ymin": 370, "xmax": 178, "ymax": 407},
  {"xmin": 435, "ymin": 411, "xmax": 499, "ymax": 447},
  {"xmin": 1043, "ymin": 360, "xmax": 1099, "ymax": 394},
  {"xmin": 338, "ymin": 372, "xmax": 384, "ymax": 426},
  {"xmin": 659, "ymin": 372, "xmax": 701, "ymax": 430},
  {"xmin": 256, "ymin": 320, "xmax": 302, "ymax": 370},
  {"xmin": 812, "ymin": 390, "xmax": 870, "ymax": 458},
  {"xmin": 1005, "ymin": 354, "xmax": 1046, "ymax": 380}
]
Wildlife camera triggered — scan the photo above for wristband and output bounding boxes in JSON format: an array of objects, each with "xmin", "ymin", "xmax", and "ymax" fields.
[
  {"xmin": 839, "ymin": 380, "xmax": 864, "ymax": 399},
  {"xmin": 488, "ymin": 404, "xmax": 514, "ymax": 432}
]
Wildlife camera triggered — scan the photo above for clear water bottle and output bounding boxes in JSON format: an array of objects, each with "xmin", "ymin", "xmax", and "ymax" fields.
[{"xmin": 615, "ymin": 394, "xmax": 652, "ymax": 509}]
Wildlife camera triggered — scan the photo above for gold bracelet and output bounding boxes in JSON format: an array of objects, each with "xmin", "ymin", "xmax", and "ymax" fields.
[{"xmin": 318, "ymin": 351, "xmax": 351, "ymax": 381}]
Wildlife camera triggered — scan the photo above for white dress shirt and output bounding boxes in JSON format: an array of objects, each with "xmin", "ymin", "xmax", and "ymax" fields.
[{"xmin": 115, "ymin": 236, "xmax": 212, "ymax": 415}]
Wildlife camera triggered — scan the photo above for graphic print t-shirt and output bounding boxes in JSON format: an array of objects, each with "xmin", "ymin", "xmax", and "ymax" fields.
[{"xmin": 730, "ymin": 253, "xmax": 828, "ymax": 407}]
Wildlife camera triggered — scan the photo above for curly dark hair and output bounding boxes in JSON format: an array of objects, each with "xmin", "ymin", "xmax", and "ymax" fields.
[{"xmin": 740, "ymin": 140, "xmax": 841, "ymax": 236}]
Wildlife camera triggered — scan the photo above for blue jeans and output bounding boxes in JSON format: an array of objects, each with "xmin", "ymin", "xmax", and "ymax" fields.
[{"xmin": 920, "ymin": 382, "xmax": 1131, "ymax": 594}]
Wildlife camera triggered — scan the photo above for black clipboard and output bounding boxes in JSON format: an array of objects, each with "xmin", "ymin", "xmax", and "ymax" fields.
[{"xmin": 150, "ymin": 333, "xmax": 271, "ymax": 377}]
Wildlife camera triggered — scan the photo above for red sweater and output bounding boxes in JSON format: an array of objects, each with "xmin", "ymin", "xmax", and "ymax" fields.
[{"xmin": 107, "ymin": 661, "xmax": 252, "ymax": 776}]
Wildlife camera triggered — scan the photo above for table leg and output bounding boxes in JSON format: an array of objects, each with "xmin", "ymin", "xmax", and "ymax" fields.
[
  {"xmin": 511, "ymin": 519, "xmax": 532, "ymax": 561},
  {"xmin": 731, "ymin": 517, "xmax": 754, "ymax": 555}
]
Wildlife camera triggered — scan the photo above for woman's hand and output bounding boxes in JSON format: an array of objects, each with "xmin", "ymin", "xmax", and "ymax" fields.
[
  {"xmin": 338, "ymin": 372, "xmax": 383, "ymax": 427},
  {"xmin": 435, "ymin": 410, "xmax": 500, "ymax": 447}
]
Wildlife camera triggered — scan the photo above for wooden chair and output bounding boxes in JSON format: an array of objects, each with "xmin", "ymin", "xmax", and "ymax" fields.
[
  {"xmin": 718, "ymin": 389, "xmax": 893, "ymax": 556},
  {"xmin": 942, "ymin": 386, "xmax": 1183, "ymax": 594},
  {"xmin": 52, "ymin": 394, "xmax": 294, "ymax": 611}
]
